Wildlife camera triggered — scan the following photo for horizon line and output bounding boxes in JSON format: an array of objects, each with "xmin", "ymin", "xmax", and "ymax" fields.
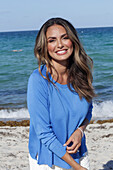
[{"xmin": 0, "ymin": 25, "xmax": 113, "ymax": 33}]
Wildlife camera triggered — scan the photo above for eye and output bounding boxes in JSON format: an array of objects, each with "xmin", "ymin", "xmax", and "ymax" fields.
[
  {"xmin": 48, "ymin": 39, "xmax": 55, "ymax": 43},
  {"xmin": 63, "ymin": 36, "xmax": 69, "ymax": 39}
]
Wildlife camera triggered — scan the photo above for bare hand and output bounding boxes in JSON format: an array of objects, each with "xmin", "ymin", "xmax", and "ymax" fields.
[
  {"xmin": 80, "ymin": 168, "xmax": 87, "ymax": 170},
  {"xmin": 64, "ymin": 128, "xmax": 83, "ymax": 154},
  {"xmin": 77, "ymin": 167, "xmax": 87, "ymax": 170},
  {"xmin": 73, "ymin": 166, "xmax": 87, "ymax": 170}
]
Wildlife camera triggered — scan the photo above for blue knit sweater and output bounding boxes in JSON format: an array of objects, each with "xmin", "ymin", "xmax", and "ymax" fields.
[{"xmin": 27, "ymin": 64, "xmax": 93, "ymax": 169}]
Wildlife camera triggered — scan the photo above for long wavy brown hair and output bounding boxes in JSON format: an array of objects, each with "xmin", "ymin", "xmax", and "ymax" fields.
[{"xmin": 34, "ymin": 17, "xmax": 95, "ymax": 102}]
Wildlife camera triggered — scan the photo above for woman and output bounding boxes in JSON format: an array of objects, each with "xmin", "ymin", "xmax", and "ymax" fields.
[{"xmin": 27, "ymin": 17, "xmax": 95, "ymax": 170}]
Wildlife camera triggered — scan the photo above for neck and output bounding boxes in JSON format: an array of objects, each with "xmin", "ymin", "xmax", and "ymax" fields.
[
  {"xmin": 51, "ymin": 59, "xmax": 69, "ymax": 76},
  {"xmin": 50, "ymin": 59, "xmax": 69, "ymax": 85}
]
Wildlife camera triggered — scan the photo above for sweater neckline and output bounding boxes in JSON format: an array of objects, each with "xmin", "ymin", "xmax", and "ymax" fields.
[{"xmin": 43, "ymin": 64, "xmax": 68, "ymax": 89}]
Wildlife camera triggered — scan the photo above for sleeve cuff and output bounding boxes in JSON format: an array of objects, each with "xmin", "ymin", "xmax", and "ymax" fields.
[{"xmin": 49, "ymin": 138, "xmax": 67, "ymax": 158}]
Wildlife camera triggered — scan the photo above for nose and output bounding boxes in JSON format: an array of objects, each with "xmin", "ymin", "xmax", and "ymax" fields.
[{"xmin": 57, "ymin": 39, "xmax": 64, "ymax": 48}]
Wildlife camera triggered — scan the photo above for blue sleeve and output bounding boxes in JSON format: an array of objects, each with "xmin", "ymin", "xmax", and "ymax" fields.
[
  {"xmin": 85, "ymin": 101, "xmax": 93, "ymax": 122},
  {"xmin": 27, "ymin": 71, "xmax": 66, "ymax": 158}
]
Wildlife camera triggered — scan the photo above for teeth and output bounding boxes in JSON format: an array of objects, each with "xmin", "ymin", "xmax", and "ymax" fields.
[{"xmin": 57, "ymin": 50, "xmax": 66, "ymax": 54}]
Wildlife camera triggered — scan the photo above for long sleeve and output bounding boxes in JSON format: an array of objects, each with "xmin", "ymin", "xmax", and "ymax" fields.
[
  {"xmin": 85, "ymin": 101, "xmax": 93, "ymax": 122},
  {"xmin": 27, "ymin": 71, "xmax": 66, "ymax": 158}
]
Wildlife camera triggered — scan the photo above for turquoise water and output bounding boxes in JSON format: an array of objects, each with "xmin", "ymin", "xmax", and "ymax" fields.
[
  {"xmin": 0, "ymin": 27, "xmax": 113, "ymax": 120},
  {"xmin": 80, "ymin": 27, "xmax": 113, "ymax": 102}
]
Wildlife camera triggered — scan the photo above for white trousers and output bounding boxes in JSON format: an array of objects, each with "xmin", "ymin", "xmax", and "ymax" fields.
[{"xmin": 29, "ymin": 152, "xmax": 90, "ymax": 170}]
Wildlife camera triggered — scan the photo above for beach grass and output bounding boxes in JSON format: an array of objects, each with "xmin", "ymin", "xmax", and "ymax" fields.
[{"xmin": 1, "ymin": 119, "xmax": 113, "ymax": 127}]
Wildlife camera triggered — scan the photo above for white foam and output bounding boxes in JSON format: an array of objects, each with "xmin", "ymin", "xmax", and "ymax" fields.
[
  {"xmin": 0, "ymin": 100, "xmax": 113, "ymax": 120},
  {"xmin": 0, "ymin": 108, "xmax": 29, "ymax": 120},
  {"xmin": 92, "ymin": 100, "xmax": 113, "ymax": 119}
]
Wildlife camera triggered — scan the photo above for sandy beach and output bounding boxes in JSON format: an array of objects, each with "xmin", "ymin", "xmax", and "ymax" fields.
[{"xmin": 0, "ymin": 121, "xmax": 113, "ymax": 170}]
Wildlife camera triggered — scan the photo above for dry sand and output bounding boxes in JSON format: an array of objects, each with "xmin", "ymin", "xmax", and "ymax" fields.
[{"xmin": 0, "ymin": 122, "xmax": 113, "ymax": 170}]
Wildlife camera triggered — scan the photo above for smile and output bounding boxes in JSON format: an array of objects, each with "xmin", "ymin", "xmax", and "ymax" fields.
[{"xmin": 56, "ymin": 50, "xmax": 67, "ymax": 55}]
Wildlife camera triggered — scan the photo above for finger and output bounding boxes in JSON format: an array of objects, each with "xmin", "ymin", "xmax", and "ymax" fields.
[
  {"xmin": 67, "ymin": 148, "xmax": 79, "ymax": 154},
  {"xmin": 73, "ymin": 143, "xmax": 81, "ymax": 153},
  {"xmin": 63, "ymin": 138, "xmax": 72, "ymax": 146},
  {"xmin": 67, "ymin": 149, "xmax": 78, "ymax": 154},
  {"xmin": 67, "ymin": 143, "xmax": 81, "ymax": 154},
  {"xmin": 66, "ymin": 142, "xmax": 78, "ymax": 151},
  {"xmin": 73, "ymin": 144, "xmax": 81, "ymax": 153}
]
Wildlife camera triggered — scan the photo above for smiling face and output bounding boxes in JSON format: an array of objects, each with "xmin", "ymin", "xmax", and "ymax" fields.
[{"xmin": 46, "ymin": 24, "xmax": 73, "ymax": 65}]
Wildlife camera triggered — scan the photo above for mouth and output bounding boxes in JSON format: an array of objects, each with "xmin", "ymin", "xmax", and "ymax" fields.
[{"xmin": 56, "ymin": 49, "xmax": 68, "ymax": 55}]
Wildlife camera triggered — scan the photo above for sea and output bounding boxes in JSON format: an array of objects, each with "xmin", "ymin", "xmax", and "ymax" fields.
[{"xmin": 0, "ymin": 27, "xmax": 113, "ymax": 121}]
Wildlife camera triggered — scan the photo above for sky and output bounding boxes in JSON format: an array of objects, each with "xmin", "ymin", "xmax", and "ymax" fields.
[{"xmin": 0, "ymin": 0, "xmax": 113, "ymax": 32}]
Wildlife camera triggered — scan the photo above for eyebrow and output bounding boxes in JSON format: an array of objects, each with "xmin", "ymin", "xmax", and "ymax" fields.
[{"xmin": 47, "ymin": 33, "xmax": 67, "ymax": 40}]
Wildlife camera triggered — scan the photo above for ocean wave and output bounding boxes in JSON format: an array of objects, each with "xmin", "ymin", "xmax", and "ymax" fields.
[
  {"xmin": 92, "ymin": 100, "xmax": 113, "ymax": 120},
  {"xmin": 0, "ymin": 108, "xmax": 29, "ymax": 121},
  {"xmin": 0, "ymin": 101, "xmax": 113, "ymax": 121}
]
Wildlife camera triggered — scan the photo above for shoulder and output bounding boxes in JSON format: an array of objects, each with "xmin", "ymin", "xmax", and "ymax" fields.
[
  {"xmin": 28, "ymin": 65, "xmax": 48, "ymax": 90},
  {"xmin": 29, "ymin": 64, "xmax": 46, "ymax": 81},
  {"xmin": 30, "ymin": 64, "xmax": 46, "ymax": 78}
]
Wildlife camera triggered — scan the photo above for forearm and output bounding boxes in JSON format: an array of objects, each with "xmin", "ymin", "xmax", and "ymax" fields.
[
  {"xmin": 79, "ymin": 118, "xmax": 89, "ymax": 132},
  {"xmin": 62, "ymin": 152, "xmax": 85, "ymax": 170}
]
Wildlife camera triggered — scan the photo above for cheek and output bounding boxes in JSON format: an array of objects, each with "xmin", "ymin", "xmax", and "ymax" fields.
[
  {"xmin": 64, "ymin": 40, "xmax": 73, "ymax": 50},
  {"xmin": 67, "ymin": 40, "xmax": 73, "ymax": 49},
  {"xmin": 47, "ymin": 44, "xmax": 55, "ymax": 53}
]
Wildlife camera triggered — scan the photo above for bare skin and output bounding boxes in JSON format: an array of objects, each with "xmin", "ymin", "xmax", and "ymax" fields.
[
  {"xmin": 50, "ymin": 66, "xmax": 89, "ymax": 169},
  {"xmin": 62, "ymin": 152, "xmax": 87, "ymax": 170},
  {"xmin": 62, "ymin": 118, "xmax": 89, "ymax": 170},
  {"xmin": 64, "ymin": 118, "xmax": 89, "ymax": 154},
  {"xmin": 46, "ymin": 24, "xmax": 89, "ymax": 169}
]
